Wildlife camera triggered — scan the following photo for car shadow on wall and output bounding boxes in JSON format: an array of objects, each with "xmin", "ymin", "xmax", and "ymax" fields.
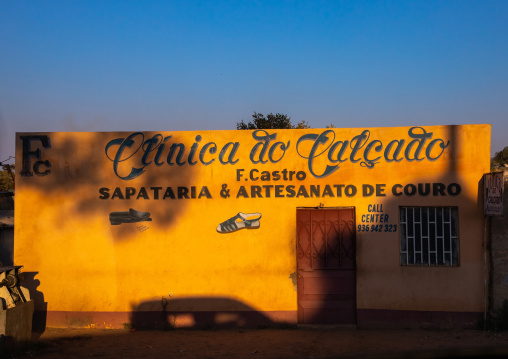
[{"xmin": 130, "ymin": 296, "xmax": 285, "ymax": 330}]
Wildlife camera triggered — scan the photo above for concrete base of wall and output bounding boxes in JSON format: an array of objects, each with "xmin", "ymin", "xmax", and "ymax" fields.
[
  {"xmin": 37, "ymin": 309, "xmax": 483, "ymax": 330},
  {"xmin": 357, "ymin": 309, "xmax": 483, "ymax": 330},
  {"xmin": 40, "ymin": 310, "xmax": 298, "ymax": 330}
]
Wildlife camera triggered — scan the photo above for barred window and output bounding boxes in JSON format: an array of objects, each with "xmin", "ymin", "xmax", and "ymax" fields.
[{"xmin": 400, "ymin": 207, "xmax": 459, "ymax": 266}]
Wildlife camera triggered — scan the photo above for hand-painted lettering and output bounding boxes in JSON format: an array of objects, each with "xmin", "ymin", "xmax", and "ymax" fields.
[
  {"xmin": 106, "ymin": 133, "xmax": 237, "ymax": 180},
  {"xmin": 296, "ymin": 127, "xmax": 450, "ymax": 179},
  {"xmin": 20, "ymin": 135, "xmax": 52, "ymax": 177}
]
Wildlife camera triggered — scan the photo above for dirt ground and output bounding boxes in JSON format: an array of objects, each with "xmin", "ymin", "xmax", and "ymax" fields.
[{"xmin": 4, "ymin": 327, "xmax": 508, "ymax": 359}]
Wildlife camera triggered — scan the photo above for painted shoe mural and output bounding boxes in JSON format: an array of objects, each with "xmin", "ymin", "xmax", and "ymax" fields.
[
  {"xmin": 216, "ymin": 212, "xmax": 262, "ymax": 233},
  {"xmin": 109, "ymin": 208, "xmax": 152, "ymax": 225}
]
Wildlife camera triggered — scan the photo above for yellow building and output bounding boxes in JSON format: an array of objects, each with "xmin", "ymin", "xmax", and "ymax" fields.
[{"xmin": 15, "ymin": 124, "xmax": 490, "ymax": 329}]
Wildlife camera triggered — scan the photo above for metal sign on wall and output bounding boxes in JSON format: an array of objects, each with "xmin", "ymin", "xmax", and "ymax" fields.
[{"xmin": 485, "ymin": 172, "xmax": 504, "ymax": 216}]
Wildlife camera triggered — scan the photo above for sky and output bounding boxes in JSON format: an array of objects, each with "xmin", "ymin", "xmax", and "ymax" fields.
[{"xmin": 1, "ymin": 0, "xmax": 507, "ymax": 163}]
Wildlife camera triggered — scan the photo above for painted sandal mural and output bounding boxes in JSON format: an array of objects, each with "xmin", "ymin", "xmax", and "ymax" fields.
[
  {"xmin": 216, "ymin": 212, "xmax": 262, "ymax": 233},
  {"xmin": 109, "ymin": 208, "xmax": 152, "ymax": 225}
]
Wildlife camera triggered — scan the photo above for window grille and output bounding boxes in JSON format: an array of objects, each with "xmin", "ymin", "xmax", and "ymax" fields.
[{"xmin": 400, "ymin": 207, "xmax": 459, "ymax": 266}]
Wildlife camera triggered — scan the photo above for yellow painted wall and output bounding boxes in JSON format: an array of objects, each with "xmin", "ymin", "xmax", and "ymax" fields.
[{"xmin": 14, "ymin": 124, "xmax": 490, "ymax": 326}]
